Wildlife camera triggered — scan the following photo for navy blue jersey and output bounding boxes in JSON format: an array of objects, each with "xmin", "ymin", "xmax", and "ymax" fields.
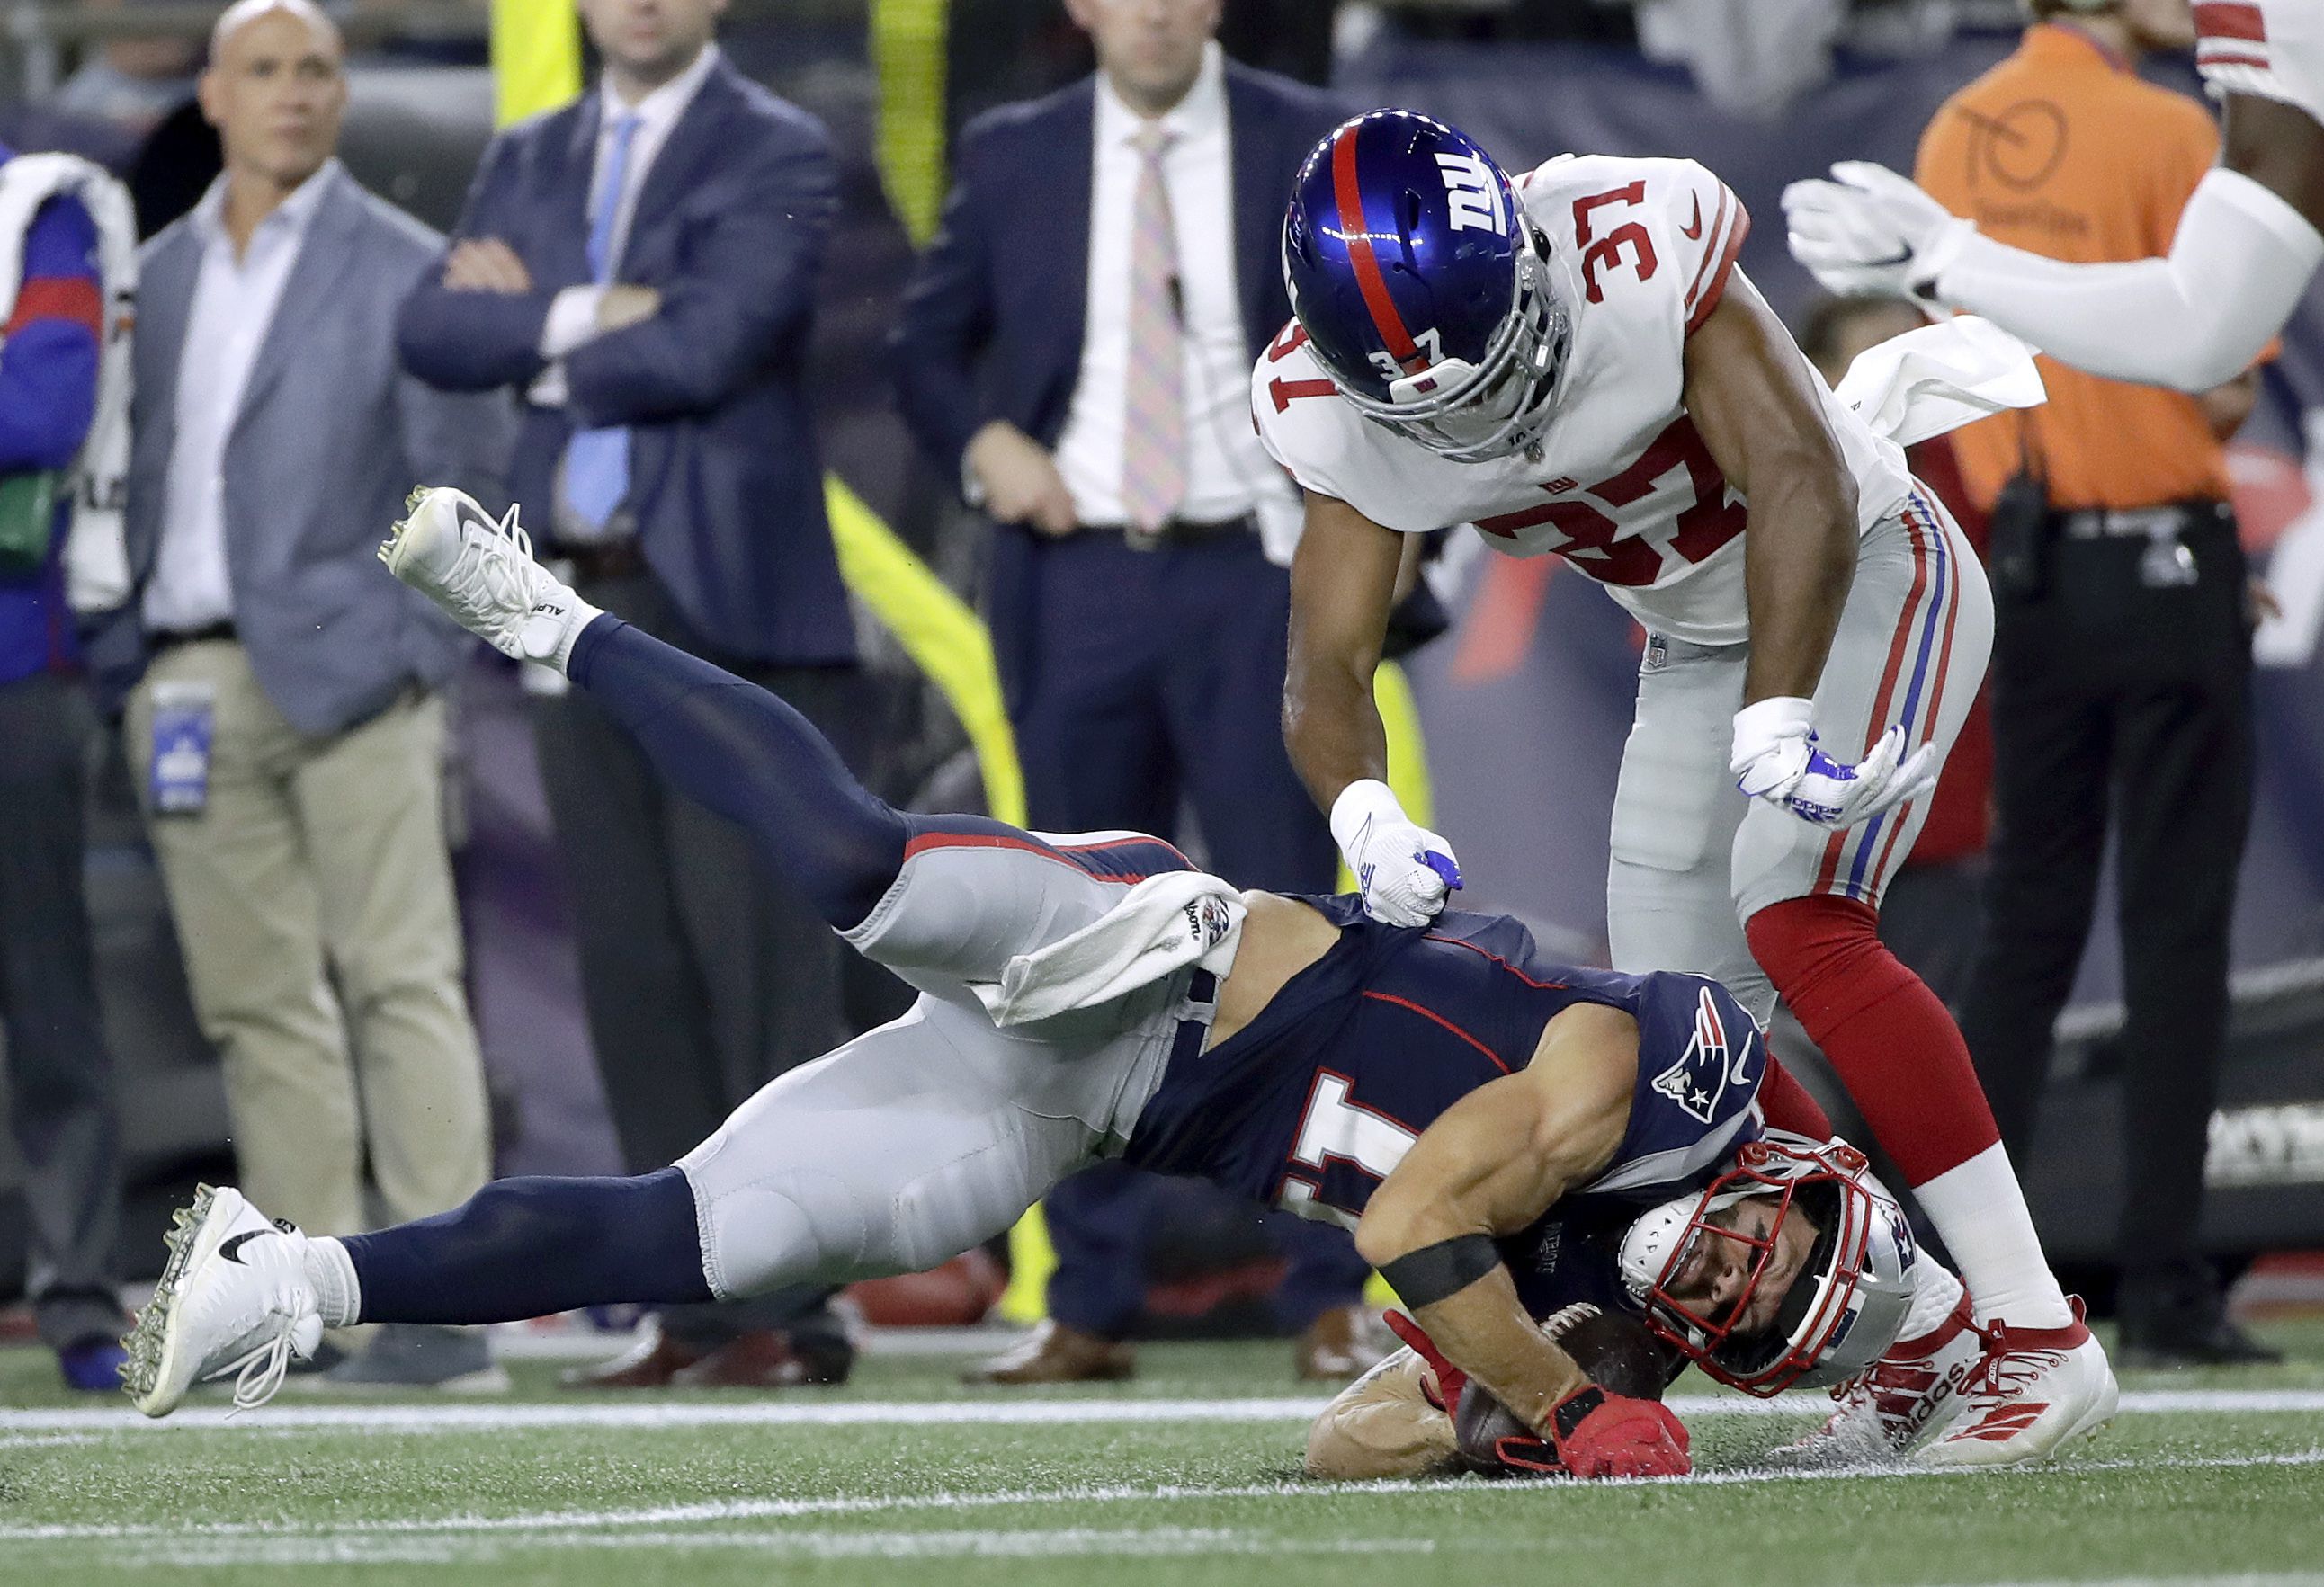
[{"xmin": 1125, "ymin": 896, "xmax": 1765, "ymax": 1311}]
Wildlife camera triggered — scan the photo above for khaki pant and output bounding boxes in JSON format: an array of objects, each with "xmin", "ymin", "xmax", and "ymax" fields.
[{"xmin": 127, "ymin": 641, "xmax": 489, "ymax": 1236}]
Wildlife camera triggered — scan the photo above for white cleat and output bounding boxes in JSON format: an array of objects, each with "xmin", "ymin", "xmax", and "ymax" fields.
[
  {"xmin": 1913, "ymin": 1298, "xmax": 2120, "ymax": 1467},
  {"xmin": 379, "ymin": 486, "xmax": 593, "ymax": 668},
  {"xmin": 1767, "ymin": 1297, "xmax": 1985, "ymax": 1468},
  {"xmin": 120, "ymin": 1185, "xmax": 323, "ymax": 1418}
]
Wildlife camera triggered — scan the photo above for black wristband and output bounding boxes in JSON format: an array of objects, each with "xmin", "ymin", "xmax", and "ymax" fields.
[
  {"xmin": 1551, "ymin": 1384, "xmax": 1609, "ymax": 1442},
  {"xmin": 1378, "ymin": 1233, "xmax": 1502, "ymax": 1310}
]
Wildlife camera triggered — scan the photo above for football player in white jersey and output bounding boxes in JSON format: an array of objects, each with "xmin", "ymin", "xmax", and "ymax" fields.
[
  {"xmin": 1256, "ymin": 110, "xmax": 2114, "ymax": 1466},
  {"xmin": 1783, "ymin": 0, "xmax": 2324, "ymax": 391}
]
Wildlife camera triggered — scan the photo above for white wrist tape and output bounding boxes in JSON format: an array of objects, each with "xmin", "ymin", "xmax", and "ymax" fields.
[
  {"xmin": 1730, "ymin": 697, "xmax": 1815, "ymax": 766},
  {"xmin": 1330, "ymin": 778, "xmax": 1408, "ymax": 854}
]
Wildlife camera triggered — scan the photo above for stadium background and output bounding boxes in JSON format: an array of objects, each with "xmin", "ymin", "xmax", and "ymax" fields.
[{"xmin": 3, "ymin": 0, "xmax": 2322, "ymax": 1322}]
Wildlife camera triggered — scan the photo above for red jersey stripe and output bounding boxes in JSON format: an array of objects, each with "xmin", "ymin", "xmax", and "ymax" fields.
[
  {"xmin": 1684, "ymin": 200, "xmax": 1752, "ymax": 334},
  {"xmin": 1422, "ymin": 931, "xmax": 1569, "ymax": 990},
  {"xmin": 899, "ymin": 830, "xmax": 1148, "ymax": 883},
  {"xmin": 1682, "ymin": 186, "xmax": 1734, "ymax": 308},
  {"xmin": 4, "ymin": 276, "xmax": 102, "ymax": 339},
  {"xmin": 2195, "ymin": 2, "xmax": 2267, "ymax": 42},
  {"xmin": 1360, "ymin": 990, "xmax": 1512, "ymax": 1073}
]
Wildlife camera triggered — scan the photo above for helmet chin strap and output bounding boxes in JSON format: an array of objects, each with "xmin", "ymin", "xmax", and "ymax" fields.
[{"xmin": 1386, "ymin": 357, "xmax": 1485, "ymax": 407}]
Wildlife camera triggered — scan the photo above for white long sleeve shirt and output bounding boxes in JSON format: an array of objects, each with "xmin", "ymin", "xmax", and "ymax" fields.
[
  {"xmin": 1050, "ymin": 44, "xmax": 1300, "ymax": 559},
  {"xmin": 531, "ymin": 42, "xmax": 723, "ymax": 405},
  {"xmin": 145, "ymin": 161, "xmax": 337, "ymax": 633}
]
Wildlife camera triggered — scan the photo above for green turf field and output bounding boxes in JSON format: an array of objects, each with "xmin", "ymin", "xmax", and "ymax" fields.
[{"xmin": 4, "ymin": 1322, "xmax": 2322, "ymax": 1587}]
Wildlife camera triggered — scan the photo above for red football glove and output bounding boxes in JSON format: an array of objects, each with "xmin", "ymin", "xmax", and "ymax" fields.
[
  {"xmin": 1488, "ymin": 1386, "xmax": 1693, "ymax": 1480},
  {"xmin": 1382, "ymin": 1309, "xmax": 1467, "ymax": 1411}
]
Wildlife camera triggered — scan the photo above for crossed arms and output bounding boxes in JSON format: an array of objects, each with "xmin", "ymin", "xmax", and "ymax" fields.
[{"xmin": 396, "ymin": 124, "xmax": 836, "ymax": 424}]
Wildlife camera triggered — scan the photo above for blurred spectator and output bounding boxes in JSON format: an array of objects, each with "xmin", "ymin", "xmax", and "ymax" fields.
[
  {"xmin": 0, "ymin": 141, "xmax": 132, "ymax": 1391},
  {"xmin": 895, "ymin": 0, "xmax": 1379, "ymax": 1385},
  {"xmin": 89, "ymin": 0, "xmax": 512, "ymax": 1389},
  {"xmin": 1, "ymin": 0, "xmax": 205, "ymax": 177},
  {"xmin": 45, "ymin": 0, "xmax": 205, "ymax": 140},
  {"xmin": 1917, "ymin": 0, "xmax": 2275, "ymax": 1367},
  {"xmin": 1797, "ymin": 292, "xmax": 1996, "ymax": 1008},
  {"xmin": 1635, "ymin": 0, "xmax": 1850, "ymax": 114},
  {"xmin": 397, "ymin": 0, "xmax": 863, "ymax": 1390}
]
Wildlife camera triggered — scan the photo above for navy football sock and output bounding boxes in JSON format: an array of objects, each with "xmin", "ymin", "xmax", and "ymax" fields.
[
  {"xmin": 338, "ymin": 1169, "xmax": 713, "ymax": 1325},
  {"xmin": 567, "ymin": 616, "xmax": 907, "ymax": 930}
]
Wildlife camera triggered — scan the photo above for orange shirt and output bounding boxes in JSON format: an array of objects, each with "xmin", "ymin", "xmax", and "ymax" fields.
[{"xmin": 1917, "ymin": 23, "xmax": 2236, "ymax": 513}]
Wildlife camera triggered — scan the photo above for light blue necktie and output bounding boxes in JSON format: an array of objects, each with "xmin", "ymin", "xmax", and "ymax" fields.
[{"xmin": 560, "ymin": 110, "xmax": 643, "ymax": 538}]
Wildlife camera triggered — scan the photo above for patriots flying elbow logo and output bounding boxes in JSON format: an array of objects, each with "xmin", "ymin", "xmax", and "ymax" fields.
[{"xmin": 1650, "ymin": 985, "xmax": 1759, "ymax": 1125}]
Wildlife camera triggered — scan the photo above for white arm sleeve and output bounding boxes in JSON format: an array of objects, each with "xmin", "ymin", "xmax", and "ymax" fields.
[
  {"xmin": 538, "ymin": 286, "xmax": 607, "ymax": 359},
  {"xmin": 1932, "ymin": 168, "xmax": 2323, "ymax": 393}
]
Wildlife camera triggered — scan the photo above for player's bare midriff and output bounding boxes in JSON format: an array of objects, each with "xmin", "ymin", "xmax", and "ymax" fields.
[
  {"xmin": 1206, "ymin": 892, "xmax": 1640, "ymax": 1072},
  {"xmin": 1207, "ymin": 891, "xmax": 1343, "ymax": 1048}
]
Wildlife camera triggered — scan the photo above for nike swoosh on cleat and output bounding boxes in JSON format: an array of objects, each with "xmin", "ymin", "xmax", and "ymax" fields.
[
  {"xmin": 1681, "ymin": 194, "xmax": 1703, "ymax": 240},
  {"xmin": 219, "ymin": 1231, "xmax": 271, "ymax": 1265},
  {"xmin": 1861, "ymin": 247, "xmax": 1914, "ymax": 267}
]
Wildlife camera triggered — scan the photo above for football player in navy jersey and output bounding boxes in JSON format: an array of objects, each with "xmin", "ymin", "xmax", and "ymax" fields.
[{"xmin": 126, "ymin": 487, "xmax": 1960, "ymax": 1476}]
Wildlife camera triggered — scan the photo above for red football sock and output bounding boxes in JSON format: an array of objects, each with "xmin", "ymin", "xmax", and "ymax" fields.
[
  {"xmin": 1744, "ymin": 894, "xmax": 1998, "ymax": 1187},
  {"xmin": 1747, "ymin": 896, "xmax": 2065, "ymax": 1326},
  {"xmin": 1756, "ymin": 1052, "xmax": 1834, "ymax": 1141}
]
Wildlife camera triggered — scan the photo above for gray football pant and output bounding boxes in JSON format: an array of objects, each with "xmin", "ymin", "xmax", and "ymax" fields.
[
  {"xmin": 1606, "ymin": 491, "xmax": 1994, "ymax": 1020},
  {"xmin": 675, "ymin": 834, "xmax": 1206, "ymax": 1300}
]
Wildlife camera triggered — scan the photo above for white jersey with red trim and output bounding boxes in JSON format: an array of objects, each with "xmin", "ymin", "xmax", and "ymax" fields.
[
  {"xmin": 2198, "ymin": 0, "xmax": 2324, "ymax": 124},
  {"xmin": 1254, "ymin": 154, "xmax": 1914, "ymax": 647}
]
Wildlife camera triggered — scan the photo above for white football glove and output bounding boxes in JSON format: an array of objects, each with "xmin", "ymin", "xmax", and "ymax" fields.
[
  {"xmin": 1331, "ymin": 779, "xmax": 1461, "ymax": 928},
  {"xmin": 1781, "ymin": 161, "xmax": 1974, "ymax": 305},
  {"xmin": 1730, "ymin": 697, "xmax": 1937, "ymax": 831}
]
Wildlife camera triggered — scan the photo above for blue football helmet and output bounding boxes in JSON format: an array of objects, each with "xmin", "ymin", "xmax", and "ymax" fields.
[{"xmin": 1282, "ymin": 110, "xmax": 1570, "ymax": 463}]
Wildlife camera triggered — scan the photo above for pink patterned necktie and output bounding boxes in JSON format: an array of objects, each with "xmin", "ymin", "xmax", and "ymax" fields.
[{"xmin": 1120, "ymin": 123, "xmax": 1184, "ymax": 535}]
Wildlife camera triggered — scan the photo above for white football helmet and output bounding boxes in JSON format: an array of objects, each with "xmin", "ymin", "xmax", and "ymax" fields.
[{"xmin": 1618, "ymin": 1134, "xmax": 1918, "ymax": 1397}]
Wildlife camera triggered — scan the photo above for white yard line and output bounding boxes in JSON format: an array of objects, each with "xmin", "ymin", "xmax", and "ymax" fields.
[
  {"xmin": 493, "ymin": 1324, "xmax": 1024, "ymax": 1360},
  {"xmin": 3, "ymin": 1386, "xmax": 2322, "ymax": 1433},
  {"xmin": 81, "ymin": 1526, "xmax": 1444, "ymax": 1567},
  {"xmin": 4, "ymin": 1448, "xmax": 2322, "ymax": 1546}
]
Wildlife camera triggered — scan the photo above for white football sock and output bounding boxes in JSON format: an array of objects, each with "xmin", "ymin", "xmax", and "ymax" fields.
[
  {"xmin": 1899, "ymin": 1251, "xmax": 1967, "ymax": 1343},
  {"xmin": 305, "ymin": 1235, "xmax": 362, "ymax": 1330},
  {"xmin": 525, "ymin": 588, "xmax": 603, "ymax": 677},
  {"xmin": 1913, "ymin": 1143, "xmax": 2071, "ymax": 1329}
]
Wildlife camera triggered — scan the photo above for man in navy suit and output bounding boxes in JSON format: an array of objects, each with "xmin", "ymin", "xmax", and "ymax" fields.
[
  {"xmin": 895, "ymin": 0, "xmax": 1379, "ymax": 1384},
  {"xmin": 397, "ymin": 0, "xmax": 859, "ymax": 1390}
]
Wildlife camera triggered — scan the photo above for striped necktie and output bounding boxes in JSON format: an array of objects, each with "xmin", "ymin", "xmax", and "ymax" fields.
[
  {"xmin": 560, "ymin": 110, "xmax": 643, "ymax": 539},
  {"xmin": 1120, "ymin": 123, "xmax": 1184, "ymax": 536}
]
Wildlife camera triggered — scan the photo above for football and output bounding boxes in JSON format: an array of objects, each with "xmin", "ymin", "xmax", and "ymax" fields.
[{"xmin": 1453, "ymin": 1305, "xmax": 1668, "ymax": 1476}]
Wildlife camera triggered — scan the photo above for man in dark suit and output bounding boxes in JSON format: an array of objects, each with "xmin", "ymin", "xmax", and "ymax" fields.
[
  {"xmin": 397, "ymin": 0, "xmax": 860, "ymax": 1389},
  {"xmin": 895, "ymin": 0, "xmax": 1379, "ymax": 1384}
]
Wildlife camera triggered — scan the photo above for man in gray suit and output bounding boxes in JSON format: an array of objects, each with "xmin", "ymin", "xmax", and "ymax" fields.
[{"xmin": 90, "ymin": 0, "xmax": 512, "ymax": 1388}]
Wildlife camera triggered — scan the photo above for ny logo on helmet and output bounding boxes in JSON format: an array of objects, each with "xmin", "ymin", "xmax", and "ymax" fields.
[{"xmin": 1435, "ymin": 152, "xmax": 1505, "ymax": 235}]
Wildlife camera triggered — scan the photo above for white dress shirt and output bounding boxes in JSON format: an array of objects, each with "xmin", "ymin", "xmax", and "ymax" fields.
[
  {"xmin": 145, "ymin": 160, "xmax": 339, "ymax": 633},
  {"xmin": 1051, "ymin": 43, "xmax": 1300, "ymax": 558},
  {"xmin": 532, "ymin": 41, "xmax": 722, "ymax": 398}
]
